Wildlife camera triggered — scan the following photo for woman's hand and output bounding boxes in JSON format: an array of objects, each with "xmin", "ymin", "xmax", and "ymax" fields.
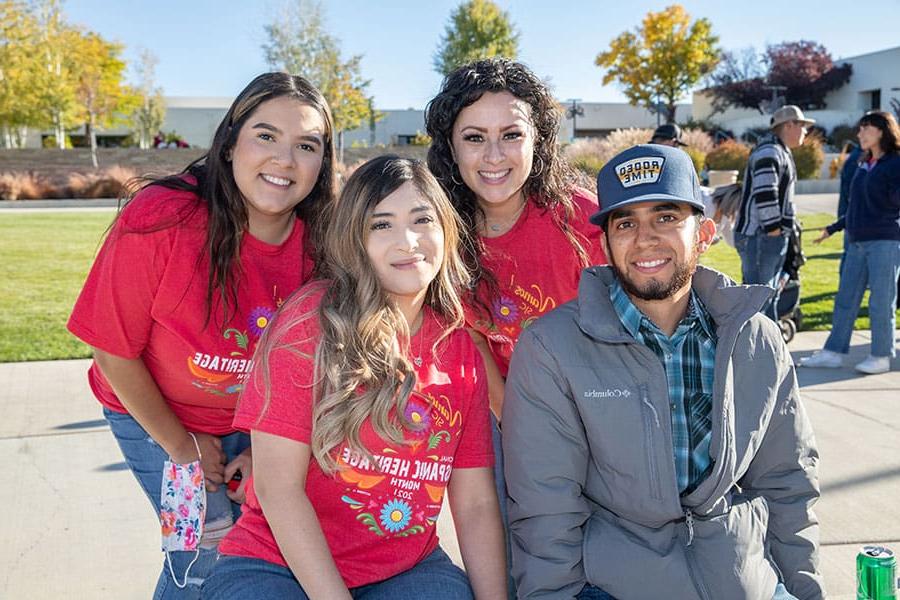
[
  {"xmin": 171, "ymin": 432, "xmax": 227, "ymax": 491},
  {"xmin": 813, "ymin": 229, "xmax": 832, "ymax": 244},
  {"xmin": 225, "ymin": 447, "xmax": 253, "ymax": 503}
]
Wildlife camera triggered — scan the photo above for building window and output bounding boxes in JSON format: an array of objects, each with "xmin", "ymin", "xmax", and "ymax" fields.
[{"xmin": 861, "ymin": 89, "xmax": 881, "ymax": 111}]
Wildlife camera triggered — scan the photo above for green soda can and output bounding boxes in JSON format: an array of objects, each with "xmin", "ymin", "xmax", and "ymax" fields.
[{"xmin": 857, "ymin": 545, "xmax": 897, "ymax": 600}]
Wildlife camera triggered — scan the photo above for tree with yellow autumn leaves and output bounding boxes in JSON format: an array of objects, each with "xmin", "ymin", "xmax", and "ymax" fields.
[{"xmin": 596, "ymin": 5, "xmax": 720, "ymax": 124}]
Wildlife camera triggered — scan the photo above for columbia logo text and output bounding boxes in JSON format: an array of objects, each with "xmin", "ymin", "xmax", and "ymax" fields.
[{"xmin": 584, "ymin": 388, "xmax": 632, "ymax": 398}]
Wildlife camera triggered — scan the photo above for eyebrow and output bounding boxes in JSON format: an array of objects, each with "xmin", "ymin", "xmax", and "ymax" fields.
[
  {"xmin": 459, "ymin": 123, "xmax": 524, "ymax": 133},
  {"xmin": 370, "ymin": 204, "xmax": 434, "ymax": 219},
  {"xmin": 609, "ymin": 202, "xmax": 684, "ymax": 221},
  {"xmin": 250, "ymin": 122, "xmax": 323, "ymax": 146}
]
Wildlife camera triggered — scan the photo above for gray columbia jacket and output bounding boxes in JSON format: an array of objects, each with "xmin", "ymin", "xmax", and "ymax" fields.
[{"xmin": 502, "ymin": 266, "xmax": 824, "ymax": 600}]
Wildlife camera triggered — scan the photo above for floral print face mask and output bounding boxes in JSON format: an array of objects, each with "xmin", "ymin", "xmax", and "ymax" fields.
[{"xmin": 160, "ymin": 433, "xmax": 206, "ymax": 588}]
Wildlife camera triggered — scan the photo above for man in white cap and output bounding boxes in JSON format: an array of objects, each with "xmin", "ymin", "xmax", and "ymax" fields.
[
  {"xmin": 734, "ymin": 105, "xmax": 815, "ymax": 320},
  {"xmin": 503, "ymin": 145, "xmax": 823, "ymax": 600}
]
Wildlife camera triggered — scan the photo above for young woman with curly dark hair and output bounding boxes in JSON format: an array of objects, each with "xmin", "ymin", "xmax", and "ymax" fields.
[{"xmin": 425, "ymin": 57, "xmax": 606, "ymax": 403}]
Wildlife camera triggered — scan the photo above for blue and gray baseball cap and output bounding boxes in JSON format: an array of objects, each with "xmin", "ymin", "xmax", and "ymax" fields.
[{"xmin": 590, "ymin": 144, "xmax": 705, "ymax": 227}]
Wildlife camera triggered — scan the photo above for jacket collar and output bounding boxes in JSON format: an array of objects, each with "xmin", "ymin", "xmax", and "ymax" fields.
[{"xmin": 576, "ymin": 265, "xmax": 773, "ymax": 342}]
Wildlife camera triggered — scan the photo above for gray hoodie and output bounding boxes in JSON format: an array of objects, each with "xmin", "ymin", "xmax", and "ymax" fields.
[{"xmin": 503, "ymin": 266, "xmax": 823, "ymax": 600}]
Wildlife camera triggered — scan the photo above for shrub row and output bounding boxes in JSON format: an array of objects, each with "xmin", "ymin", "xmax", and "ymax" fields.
[
  {"xmin": 566, "ymin": 129, "xmax": 825, "ymax": 183},
  {"xmin": 0, "ymin": 166, "xmax": 137, "ymax": 201}
]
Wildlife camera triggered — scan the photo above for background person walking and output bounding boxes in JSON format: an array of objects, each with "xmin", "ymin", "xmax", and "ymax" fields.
[
  {"xmin": 800, "ymin": 111, "xmax": 900, "ymax": 374},
  {"xmin": 733, "ymin": 105, "xmax": 814, "ymax": 320}
]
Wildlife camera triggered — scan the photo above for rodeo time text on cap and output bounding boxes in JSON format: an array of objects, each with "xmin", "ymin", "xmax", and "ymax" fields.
[{"xmin": 590, "ymin": 144, "xmax": 706, "ymax": 227}]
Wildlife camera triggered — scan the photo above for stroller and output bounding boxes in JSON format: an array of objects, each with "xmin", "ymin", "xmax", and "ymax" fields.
[
  {"xmin": 711, "ymin": 184, "xmax": 805, "ymax": 343},
  {"xmin": 775, "ymin": 223, "xmax": 805, "ymax": 343}
]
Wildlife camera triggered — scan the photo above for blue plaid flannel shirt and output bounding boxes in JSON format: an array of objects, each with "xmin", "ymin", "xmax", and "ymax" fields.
[{"xmin": 610, "ymin": 279, "xmax": 718, "ymax": 495}]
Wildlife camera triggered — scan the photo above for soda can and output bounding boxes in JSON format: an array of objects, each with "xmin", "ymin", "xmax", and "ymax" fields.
[{"xmin": 857, "ymin": 545, "xmax": 897, "ymax": 600}]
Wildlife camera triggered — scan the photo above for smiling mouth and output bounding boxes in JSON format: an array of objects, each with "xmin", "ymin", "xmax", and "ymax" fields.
[
  {"xmin": 632, "ymin": 258, "xmax": 670, "ymax": 271},
  {"xmin": 478, "ymin": 169, "xmax": 511, "ymax": 182},
  {"xmin": 392, "ymin": 257, "xmax": 424, "ymax": 268},
  {"xmin": 260, "ymin": 174, "xmax": 293, "ymax": 187}
]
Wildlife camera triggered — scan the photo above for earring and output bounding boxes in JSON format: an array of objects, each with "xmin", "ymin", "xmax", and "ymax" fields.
[
  {"xmin": 529, "ymin": 155, "xmax": 545, "ymax": 179},
  {"xmin": 450, "ymin": 164, "xmax": 465, "ymax": 187}
]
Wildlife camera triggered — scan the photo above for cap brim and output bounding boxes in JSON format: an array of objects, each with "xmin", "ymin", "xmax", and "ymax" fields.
[
  {"xmin": 675, "ymin": 140, "xmax": 688, "ymax": 146},
  {"xmin": 589, "ymin": 194, "xmax": 705, "ymax": 226}
]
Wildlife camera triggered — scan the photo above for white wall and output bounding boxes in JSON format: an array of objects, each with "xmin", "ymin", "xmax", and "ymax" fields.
[{"xmin": 692, "ymin": 46, "xmax": 900, "ymax": 138}]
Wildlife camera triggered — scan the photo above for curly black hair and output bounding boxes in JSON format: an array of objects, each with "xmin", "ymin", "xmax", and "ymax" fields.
[{"xmin": 424, "ymin": 58, "xmax": 589, "ymax": 319}]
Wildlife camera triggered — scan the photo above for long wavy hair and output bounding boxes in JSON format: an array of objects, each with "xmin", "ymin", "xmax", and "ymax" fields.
[
  {"xmin": 424, "ymin": 58, "xmax": 590, "ymax": 320},
  {"xmin": 121, "ymin": 72, "xmax": 336, "ymax": 326},
  {"xmin": 258, "ymin": 156, "xmax": 470, "ymax": 474},
  {"xmin": 858, "ymin": 111, "xmax": 900, "ymax": 158}
]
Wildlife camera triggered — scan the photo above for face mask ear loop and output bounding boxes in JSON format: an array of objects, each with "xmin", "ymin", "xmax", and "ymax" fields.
[
  {"xmin": 165, "ymin": 432, "xmax": 204, "ymax": 589},
  {"xmin": 166, "ymin": 549, "xmax": 201, "ymax": 589}
]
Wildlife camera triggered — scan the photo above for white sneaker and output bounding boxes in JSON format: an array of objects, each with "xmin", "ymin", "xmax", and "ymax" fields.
[
  {"xmin": 798, "ymin": 350, "xmax": 843, "ymax": 368},
  {"xmin": 854, "ymin": 355, "xmax": 891, "ymax": 375}
]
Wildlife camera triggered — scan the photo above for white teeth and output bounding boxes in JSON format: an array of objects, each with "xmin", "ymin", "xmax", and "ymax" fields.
[
  {"xmin": 261, "ymin": 174, "xmax": 291, "ymax": 186},
  {"xmin": 479, "ymin": 170, "xmax": 509, "ymax": 180},
  {"xmin": 636, "ymin": 259, "xmax": 667, "ymax": 268}
]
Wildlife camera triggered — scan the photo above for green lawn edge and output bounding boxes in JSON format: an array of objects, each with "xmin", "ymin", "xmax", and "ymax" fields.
[{"xmin": 0, "ymin": 211, "xmax": 892, "ymax": 362}]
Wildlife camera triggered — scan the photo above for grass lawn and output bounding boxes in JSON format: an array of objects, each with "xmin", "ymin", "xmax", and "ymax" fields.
[
  {"xmin": 0, "ymin": 211, "xmax": 114, "ymax": 361},
  {"xmin": 0, "ymin": 210, "xmax": 895, "ymax": 362},
  {"xmin": 701, "ymin": 212, "xmax": 898, "ymax": 331}
]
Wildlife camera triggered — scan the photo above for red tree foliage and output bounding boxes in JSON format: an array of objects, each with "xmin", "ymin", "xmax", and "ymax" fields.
[{"xmin": 708, "ymin": 41, "xmax": 852, "ymax": 114}]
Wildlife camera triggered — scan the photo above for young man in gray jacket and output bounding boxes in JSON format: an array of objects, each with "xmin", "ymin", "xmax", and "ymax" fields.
[{"xmin": 503, "ymin": 145, "xmax": 823, "ymax": 600}]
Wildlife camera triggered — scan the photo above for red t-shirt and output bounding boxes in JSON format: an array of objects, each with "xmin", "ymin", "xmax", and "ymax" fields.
[
  {"xmin": 469, "ymin": 190, "xmax": 606, "ymax": 375},
  {"xmin": 67, "ymin": 184, "xmax": 314, "ymax": 434},
  {"xmin": 219, "ymin": 288, "xmax": 493, "ymax": 588}
]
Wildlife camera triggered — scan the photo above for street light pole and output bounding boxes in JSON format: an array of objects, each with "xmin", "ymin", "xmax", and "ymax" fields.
[{"xmin": 565, "ymin": 98, "xmax": 583, "ymax": 141}]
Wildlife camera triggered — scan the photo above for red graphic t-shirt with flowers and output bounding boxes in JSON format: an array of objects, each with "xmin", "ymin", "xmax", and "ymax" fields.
[
  {"xmin": 219, "ymin": 288, "xmax": 493, "ymax": 588},
  {"xmin": 68, "ymin": 184, "xmax": 314, "ymax": 434},
  {"xmin": 469, "ymin": 190, "xmax": 606, "ymax": 375}
]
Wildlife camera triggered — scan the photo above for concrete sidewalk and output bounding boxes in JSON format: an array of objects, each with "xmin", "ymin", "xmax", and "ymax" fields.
[{"xmin": 2, "ymin": 329, "xmax": 898, "ymax": 599}]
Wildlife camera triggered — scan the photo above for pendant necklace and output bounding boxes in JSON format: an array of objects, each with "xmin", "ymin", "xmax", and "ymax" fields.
[
  {"xmin": 485, "ymin": 199, "xmax": 527, "ymax": 234},
  {"xmin": 411, "ymin": 313, "xmax": 425, "ymax": 367}
]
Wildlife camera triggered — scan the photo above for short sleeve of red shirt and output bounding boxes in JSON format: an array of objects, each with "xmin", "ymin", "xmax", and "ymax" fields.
[
  {"xmin": 231, "ymin": 288, "xmax": 323, "ymax": 442},
  {"xmin": 445, "ymin": 337, "xmax": 493, "ymax": 469},
  {"xmin": 571, "ymin": 188, "xmax": 607, "ymax": 267},
  {"xmin": 67, "ymin": 187, "xmax": 194, "ymax": 359}
]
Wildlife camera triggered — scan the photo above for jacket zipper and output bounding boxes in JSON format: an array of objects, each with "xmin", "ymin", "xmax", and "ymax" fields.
[
  {"xmin": 640, "ymin": 384, "xmax": 662, "ymax": 500},
  {"xmin": 682, "ymin": 508, "xmax": 711, "ymax": 600}
]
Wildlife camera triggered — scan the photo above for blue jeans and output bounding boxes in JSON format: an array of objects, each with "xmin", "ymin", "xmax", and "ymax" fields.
[
  {"xmin": 201, "ymin": 547, "xmax": 472, "ymax": 599},
  {"xmin": 735, "ymin": 230, "xmax": 790, "ymax": 320},
  {"xmin": 577, "ymin": 583, "xmax": 797, "ymax": 599},
  {"xmin": 824, "ymin": 239, "xmax": 900, "ymax": 357},
  {"xmin": 491, "ymin": 414, "xmax": 517, "ymax": 600},
  {"xmin": 104, "ymin": 408, "xmax": 250, "ymax": 600}
]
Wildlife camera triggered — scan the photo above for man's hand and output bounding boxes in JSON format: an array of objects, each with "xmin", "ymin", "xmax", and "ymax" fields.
[{"xmin": 767, "ymin": 229, "xmax": 783, "ymax": 237}]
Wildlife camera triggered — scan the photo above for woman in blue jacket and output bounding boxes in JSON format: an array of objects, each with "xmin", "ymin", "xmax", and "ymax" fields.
[{"xmin": 801, "ymin": 111, "xmax": 900, "ymax": 374}]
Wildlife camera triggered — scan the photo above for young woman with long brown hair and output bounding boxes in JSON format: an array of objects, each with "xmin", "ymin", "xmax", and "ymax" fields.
[{"xmin": 68, "ymin": 72, "xmax": 336, "ymax": 598}]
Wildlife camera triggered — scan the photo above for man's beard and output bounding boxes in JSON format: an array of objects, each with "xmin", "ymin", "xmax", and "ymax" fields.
[{"xmin": 609, "ymin": 244, "xmax": 700, "ymax": 301}]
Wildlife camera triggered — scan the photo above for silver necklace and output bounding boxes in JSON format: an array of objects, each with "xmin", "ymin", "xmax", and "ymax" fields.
[
  {"xmin": 484, "ymin": 200, "xmax": 527, "ymax": 234},
  {"xmin": 410, "ymin": 314, "xmax": 425, "ymax": 367}
]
